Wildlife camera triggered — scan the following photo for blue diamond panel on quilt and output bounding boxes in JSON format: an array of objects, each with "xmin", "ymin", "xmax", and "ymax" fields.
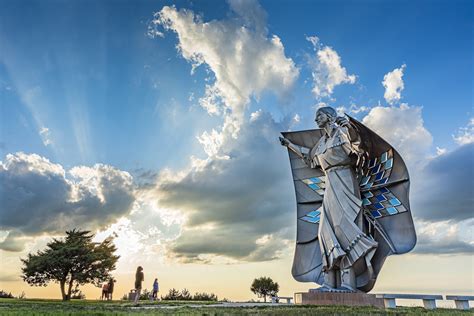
[
  {"xmin": 302, "ymin": 176, "xmax": 326, "ymax": 196},
  {"xmin": 361, "ymin": 186, "xmax": 407, "ymax": 219},
  {"xmin": 359, "ymin": 149, "xmax": 394, "ymax": 190},
  {"xmin": 300, "ymin": 207, "xmax": 322, "ymax": 224}
]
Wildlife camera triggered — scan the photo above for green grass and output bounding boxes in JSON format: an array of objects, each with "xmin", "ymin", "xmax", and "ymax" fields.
[{"xmin": 0, "ymin": 298, "xmax": 470, "ymax": 315}]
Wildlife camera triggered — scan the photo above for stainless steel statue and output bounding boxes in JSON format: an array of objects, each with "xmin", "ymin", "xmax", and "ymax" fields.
[{"xmin": 280, "ymin": 106, "xmax": 416, "ymax": 292}]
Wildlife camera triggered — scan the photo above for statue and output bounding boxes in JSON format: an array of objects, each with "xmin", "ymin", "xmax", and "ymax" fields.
[{"xmin": 280, "ymin": 106, "xmax": 416, "ymax": 292}]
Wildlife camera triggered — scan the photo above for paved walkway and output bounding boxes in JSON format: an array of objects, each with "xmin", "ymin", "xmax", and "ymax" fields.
[{"xmin": 130, "ymin": 302, "xmax": 292, "ymax": 310}]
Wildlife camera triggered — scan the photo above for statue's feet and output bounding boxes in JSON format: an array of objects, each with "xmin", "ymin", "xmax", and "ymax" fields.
[
  {"xmin": 309, "ymin": 285, "xmax": 333, "ymax": 293},
  {"xmin": 309, "ymin": 285, "xmax": 357, "ymax": 293}
]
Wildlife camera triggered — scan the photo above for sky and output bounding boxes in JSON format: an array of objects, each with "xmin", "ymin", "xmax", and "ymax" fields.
[{"xmin": 0, "ymin": 0, "xmax": 473, "ymax": 302}]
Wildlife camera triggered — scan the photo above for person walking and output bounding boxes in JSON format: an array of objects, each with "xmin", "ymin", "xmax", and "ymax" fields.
[
  {"xmin": 133, "ymin": 266, "xmax": 144, "ymax": 304},
  {"xmin": 150, "ymin": 278, "xmax": 159, "ymax": 301}
]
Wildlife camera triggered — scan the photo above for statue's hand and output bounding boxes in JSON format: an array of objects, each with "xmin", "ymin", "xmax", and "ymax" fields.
[
  {"xmin": 336, "ymin": 116, "xmax": 350, "ymax": 127},
  {"xmin": 279, "ymin": 137, "xmax": 290, "ymax": 147}
]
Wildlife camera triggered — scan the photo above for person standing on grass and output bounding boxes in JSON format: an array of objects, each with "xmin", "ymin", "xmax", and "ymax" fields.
[
  {"xmin": 101, "ymin": 282, "xmax": 109, "ymax": 300},
  {"xmin": 107, "ymin": 278, "xmax": 116, "ymax": 300},
  {"xmin": 150, "ymin": 278, "xmax": 159, "ymax": 301},
  {"xmin": 133, "ymin": 266, "xmax": 144, "ymax": 303}
]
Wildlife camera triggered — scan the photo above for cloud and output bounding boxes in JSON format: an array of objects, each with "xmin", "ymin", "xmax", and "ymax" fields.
[
  {"xmin": 307, "ymin": 37, "xmax": 356, "ymax": 99},
  {"xmin": 453, "ymin": 117, "xmax": 474, "ymax": 145},
  {"xmin": 362, "ymin": 104, "xmax": 433, "ymax": 169},
  {"xmin": 0, "ymin": 230, "xmax": 27, "ymax": 252},
  {"xmin": 413, "ymin": 219, "xmax": 473, "ymax": 255},
  {"xmin": 152, "ymin": 111, "xmax": 295, "ymax": 262},
  {"xmin": 382, "ymin": 64, "xmax": 406, "ymax": 104},
  {"xmin": 0, "ymin": 152, "xmax": 136, "ymax": 251},
  {"xmin": 0, "ymin": 273, "xmax": 19, "ymax": 282},
  {"xmin": 38, "ymin": 127, "xmax": 52, "ymax": 146},
  {"xmin": 336, "ymin": 103, "xmax": 370, "ymax": 116},
  {"xmin": 412, "ymin": 143, "xmax": 474, "ymax": 222},
  {"xmin": 153, "ymin": 1, "xmax": 298, "ymax": 140}
]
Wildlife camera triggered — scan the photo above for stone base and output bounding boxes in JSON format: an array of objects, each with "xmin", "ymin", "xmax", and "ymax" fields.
[{"xmin": 294, "ymin": 292, "xmax": 384, "ymax": 308}]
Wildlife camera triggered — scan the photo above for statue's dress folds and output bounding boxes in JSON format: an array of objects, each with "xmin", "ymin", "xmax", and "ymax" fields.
[
  {"xmin": 312, "ymin": 126, "xmax": 377, "ymax": 272},
  {"xmin": 282, "ymin": 116, "xmax": 416, "ymax": 292}
]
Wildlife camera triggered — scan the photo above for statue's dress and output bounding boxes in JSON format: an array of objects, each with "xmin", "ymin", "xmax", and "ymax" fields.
[{"xmin": 309, "ymin": 126, "xmax": 377, "ymax": 272}]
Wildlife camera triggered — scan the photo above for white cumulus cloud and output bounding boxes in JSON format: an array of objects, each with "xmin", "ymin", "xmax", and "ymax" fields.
[
  {"xmin": 362, "ymin": 104, "xmax": 433, "ymax": 169},
  {"xmin": 154, "ymin": 1, "xmax": 298, "ymax": 144},
  {"xmin": 453, "ymin": 117, "xmax": 474, "ymax": 145},
  {"xmin": 382, "ymin": 64, "xmax": 406, "ymax": 104},
  {"xmin": 307, "ymin": 37, "xmax": 356, "ymax": 99}
]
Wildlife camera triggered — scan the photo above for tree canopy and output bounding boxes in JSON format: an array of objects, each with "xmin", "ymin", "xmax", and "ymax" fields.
[
  {"xmin": 21, "ymin": 229, "xmax": 119, "ymax": 301},
  {"xmin": 250, "ymin": 276, "xmax": 279, "ymax": 302}
]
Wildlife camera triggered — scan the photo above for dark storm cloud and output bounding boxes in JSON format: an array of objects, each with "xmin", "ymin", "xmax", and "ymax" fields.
[{"xmin": 0, "ymin": 152, "xmax": 136, "ymax": 251}]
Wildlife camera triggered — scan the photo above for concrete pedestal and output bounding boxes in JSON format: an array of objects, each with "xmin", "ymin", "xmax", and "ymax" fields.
[{"xmin": 294, "ymin": 292, "xmax": 384, "ymax": 308}]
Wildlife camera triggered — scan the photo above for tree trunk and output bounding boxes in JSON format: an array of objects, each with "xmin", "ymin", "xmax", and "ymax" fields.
[
  {"xmin": 263, "ymin": 295, "xmax": 266, "ymax": 302},
  {"xmin": 60, "ymin": 281, "xmax": 67, "ymax": 301},
  {"xmin": 66, "ymin": 277, "xmax": 74, "ymax": 301}
]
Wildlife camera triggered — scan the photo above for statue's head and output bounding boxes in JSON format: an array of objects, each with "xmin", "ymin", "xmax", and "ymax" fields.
[{"xmin": 315, "ymin": 106, "xmax": 337, "ymax": 128}]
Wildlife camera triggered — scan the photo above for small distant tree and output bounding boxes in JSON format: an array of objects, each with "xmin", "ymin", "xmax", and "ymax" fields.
[
  {"xmin": 250, "ymin": 276, "xmax": 279, "ymax": 302},
  {"xmin": 21, "ymin": 229, "xmax": 119, "ymax": 301}
]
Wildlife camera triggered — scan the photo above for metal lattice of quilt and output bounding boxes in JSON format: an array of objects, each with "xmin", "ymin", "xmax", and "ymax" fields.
[{"xmin": 299, "ymin": 148, "xmax": 405, "ymax": 224}]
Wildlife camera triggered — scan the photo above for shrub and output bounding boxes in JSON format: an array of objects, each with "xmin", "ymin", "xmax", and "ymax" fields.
[
  {"xmin": 160, "ymin": 289, "xmax": 218, "ymax": 301},
  {"xmin": 193, "ymin": 292, "xmax": 218, "ymax": 301},
  {"xmin": 178, "ymin": 288, "xmax": 191, "ymax": 300},
  {"xmin": 139, "ymin": 289, "xmax": 151, "ymax": 300},
  {"xmin": 161, "ymin": 288, "xmax": 180, "ymax": 300},
  {"xmin": 0, "ymin": 290, "xmax": 14, "ymax": 298}
]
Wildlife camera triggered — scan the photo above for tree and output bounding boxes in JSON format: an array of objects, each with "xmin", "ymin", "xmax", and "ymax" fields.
[
  {"xmin": 21, "ymin": 229, "xmax": 119, "ymax": 301},
  {"xmin": 250, "ymin": 276, "xmax": 279, "ymax": 302}
]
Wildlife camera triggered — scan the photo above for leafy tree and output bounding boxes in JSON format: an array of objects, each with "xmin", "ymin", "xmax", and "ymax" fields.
[
  {"xmin": 21, "ymin": 229, "xmax": 119, "ymax": 301},
  {"xmin": 250, "ymin": 276, "xmax": 279, "ymax": 302}
]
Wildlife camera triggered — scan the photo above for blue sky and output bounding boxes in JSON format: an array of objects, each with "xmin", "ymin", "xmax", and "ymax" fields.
[
  {"xmin": 1, "ymin": 0, "xmax": 472, "ymax": 169},
  {"xmin": 0, "ymin": 0, "xmax": 473, "ymax": 300}
]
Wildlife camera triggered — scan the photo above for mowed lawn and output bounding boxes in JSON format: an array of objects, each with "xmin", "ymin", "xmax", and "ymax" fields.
[{"xmin": 0, "ymin": 298, "xmax": 471, "ymax": 315}]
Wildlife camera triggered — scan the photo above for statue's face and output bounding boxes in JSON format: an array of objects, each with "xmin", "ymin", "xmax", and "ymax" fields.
[{"xmin": 315, "ymin": 111, "xmax": 329, "ymax": 128}]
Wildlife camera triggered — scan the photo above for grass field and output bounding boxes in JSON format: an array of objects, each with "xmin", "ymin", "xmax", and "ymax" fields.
[{"xmin": 0, "ymin": 298, "xmax": 471, "ymax": 315}]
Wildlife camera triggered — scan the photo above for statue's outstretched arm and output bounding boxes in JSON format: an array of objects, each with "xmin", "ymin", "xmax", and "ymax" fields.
[{"xmin": 279, "ymin": 137, "xmax": 313, "ymax": 167}]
